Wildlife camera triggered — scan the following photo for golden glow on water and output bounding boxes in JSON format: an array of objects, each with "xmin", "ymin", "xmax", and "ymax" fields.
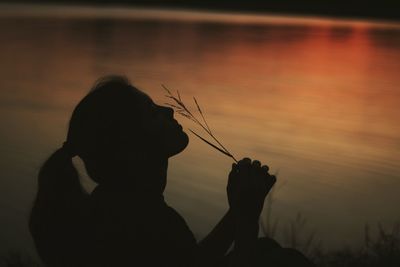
[{"xmin": 0, "ymin": 6, "xmax": 400, "ymax": 252}]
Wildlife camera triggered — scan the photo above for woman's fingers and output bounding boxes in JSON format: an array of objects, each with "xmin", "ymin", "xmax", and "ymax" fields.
[
  {"xmin": 254, "ymin": 163, "xmax": 276, "ymax": 191},
  {"xmin": 263, "ymin": 174, "xmax": 276, "ymax": 192},
  {"xmin": 261, "ymin": 165, "xmax": 269, "ymax": 172},
  {"xmin": 268, "ymin": 174, "xmax": 277, "ymax": 185},
  {"xmin": 228, "ymin": 159, "xmax": 277, "ymax": 217},
  {"xmin": 237, "ymin": 158, "xmax": 270, "ymax": 177},
  {"xmin": 243, "ymin": 157, "xmax": 251, "ymax": 164},
  {"xmin": 237, "ymin": 158, "xmax": 251, "ymax": 175},
  {"xmin": 252, "ymin": 160, "xmax": 261, "ymax": 168},
  {"xmin": 238, "ymin": 157, "xmax": 251, "ymax": 166},
  {"xmin": 235, "ymin": 159, "xmax": 276, "ymax": 188},
  {"xmin": 231, "ymin": 163, "xmax": 238, "ymax": 171},
  {"xmin": 238, "ymin": 157, "xmax": 251, "ymax": 163}
]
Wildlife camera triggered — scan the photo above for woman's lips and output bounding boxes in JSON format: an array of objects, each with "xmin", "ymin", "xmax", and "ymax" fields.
[{"xmin": 172, "ymin": 119, "xmax": 183, "ymax": 130}]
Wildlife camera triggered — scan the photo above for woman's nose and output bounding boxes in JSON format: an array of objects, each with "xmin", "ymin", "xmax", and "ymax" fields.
[{"xmin": 161, "ymin": 106, "xmax": 174, "ymax": 118}]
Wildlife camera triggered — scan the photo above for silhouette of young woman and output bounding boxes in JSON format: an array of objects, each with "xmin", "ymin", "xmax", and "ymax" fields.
[{"xmin": 29, "ymin": 76, "xmax": 314, "ymax": 266}]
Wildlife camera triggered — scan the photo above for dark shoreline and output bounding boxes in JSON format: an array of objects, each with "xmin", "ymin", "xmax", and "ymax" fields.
[{"xmin": 4, "ymin": 0, "xmax": 400, "ymax": 22}]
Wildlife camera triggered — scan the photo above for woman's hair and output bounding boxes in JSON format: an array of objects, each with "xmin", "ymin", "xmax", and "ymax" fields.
[
  {"xmin": 66, "ymin": 75, "xmax": 141, "ymax": 184},
  {"xmin": 29, "ymin": 76, "xmax": 136, "ymax": 265}
]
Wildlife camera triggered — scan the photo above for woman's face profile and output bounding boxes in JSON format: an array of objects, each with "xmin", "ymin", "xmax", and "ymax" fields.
[{"xmin": 126, "ymin": 88, "xmax": 189, "ymax": 159}]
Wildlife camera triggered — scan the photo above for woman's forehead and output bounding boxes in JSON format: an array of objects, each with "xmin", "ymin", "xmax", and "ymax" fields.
[{"xmin": 130, "ymin": 86, "xmax": 153, "ymax": 104}]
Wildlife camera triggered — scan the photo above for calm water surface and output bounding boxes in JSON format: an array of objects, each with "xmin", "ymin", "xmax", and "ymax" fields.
[{"xmin": 1, "ymin": 5, "xmax": 400, "ymax": 257}]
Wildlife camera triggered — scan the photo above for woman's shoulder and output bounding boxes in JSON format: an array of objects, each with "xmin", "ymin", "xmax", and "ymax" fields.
[
  {"xmin": 162, "ymin": 205, "xmax": 191, "ymax": 228},
  {"xmin": 157, "ymin": 204, "xmax": 198, "ymax": 251}
]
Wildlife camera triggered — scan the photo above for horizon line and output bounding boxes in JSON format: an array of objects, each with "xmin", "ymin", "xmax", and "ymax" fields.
[{"xmin": 1, "ymin": 3, "xmax": 400, "ymax": 29}]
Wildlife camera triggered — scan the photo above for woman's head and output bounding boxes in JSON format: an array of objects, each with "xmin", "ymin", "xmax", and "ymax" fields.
[{"xmin": 66, "ymin": 76, "xmax": 188, "ymax": 184}]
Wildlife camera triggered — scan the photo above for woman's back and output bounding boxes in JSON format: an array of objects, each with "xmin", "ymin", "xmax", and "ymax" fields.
[{"xmin": 86, "ymin": 186, "xmax": 197, "ymax": 266}]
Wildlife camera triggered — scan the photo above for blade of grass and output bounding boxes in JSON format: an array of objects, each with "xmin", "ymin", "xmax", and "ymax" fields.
[
  {"xmin": 164, "ymin": 85, "xmax": 238, "ymax": 162},
  {"xmin": 162, "ymin": 84, "xmax": 172, "ymax": 95},
  {"xmin": 194, "ymin": 97, "xmax": 211, "ymax": 133},
  {"xmin": 189, "ymin": 129, "xmax": 237, "ymax": 161}
]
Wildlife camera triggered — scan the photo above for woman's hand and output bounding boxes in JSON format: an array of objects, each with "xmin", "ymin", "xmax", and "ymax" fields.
[{"xmin": 227, "ymin": 158, "xmax": 276, "ymax": 221}]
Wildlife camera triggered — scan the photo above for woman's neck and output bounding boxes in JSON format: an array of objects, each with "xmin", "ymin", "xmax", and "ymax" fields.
[{"xmin": 100, "ymin": 157, "xmax": 168, "ymax": 194}]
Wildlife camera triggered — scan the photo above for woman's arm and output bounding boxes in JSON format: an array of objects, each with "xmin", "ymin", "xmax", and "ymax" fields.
[
  {"xmin": 228, "ymin": 158, "xmax": 276, "ymax": 266},
  {"xmin": 191, "ymin": 158, "xmax": 275, "ymax": 266},
  {"xmin": 197, "ymin": 209, "xmax": 235, "ymax": 262}
]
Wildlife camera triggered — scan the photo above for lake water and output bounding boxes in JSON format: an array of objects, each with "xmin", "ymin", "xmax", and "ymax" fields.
[{"xmin": 1, "ymin": 5, "xmax": 400, "ymax": 258}]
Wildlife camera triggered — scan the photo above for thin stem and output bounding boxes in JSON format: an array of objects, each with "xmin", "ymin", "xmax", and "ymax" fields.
[
  {"xmin": 163, "ymin": 85, "xmax": 238, "ymax": 162},
  {"xmin": 189, "ymin": 129, "xmax": 236, "ymax": 161},
  {"xmin": 194, "ymin": 97, "xmax": 211, "ymax": 134}
]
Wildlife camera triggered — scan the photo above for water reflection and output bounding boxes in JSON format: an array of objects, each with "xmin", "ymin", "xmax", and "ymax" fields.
[
  {"xmin": 367, "ymin": 28, "xmax": 400, "ymax": 48},
  {"xmin": 0, "ymin": 9, "xmax": 400, "ymax": 257},
  {"xmin": 328, "ymin": 25, "xmax": 353, "ymax": 40}
]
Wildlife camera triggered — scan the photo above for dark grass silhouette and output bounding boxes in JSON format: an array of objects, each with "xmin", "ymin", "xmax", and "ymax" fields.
[
  {"xmin": 3, "ymin": 221, "xmax": 399, "ymax": 266},
  {"xmin": 29, "ymin": 76, "xmax": 313, "ymax": 266},
  {"xmin": 312, "ymin": 223, "xmax": 400, "ymax": 267},
  {"xmin": 261, "ymin": 184, "xmax": 400, "ymax": 267}
]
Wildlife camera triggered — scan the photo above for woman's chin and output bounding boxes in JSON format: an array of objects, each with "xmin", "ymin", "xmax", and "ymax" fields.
[{"xmin": 167, "ymin": 131, "xmax": 189, "ymax": 157}]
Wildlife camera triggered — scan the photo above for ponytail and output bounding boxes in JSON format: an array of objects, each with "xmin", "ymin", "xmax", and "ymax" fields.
[{"xmin": 29, "ymin": 145, "xmax": 89, "ymax": 266}]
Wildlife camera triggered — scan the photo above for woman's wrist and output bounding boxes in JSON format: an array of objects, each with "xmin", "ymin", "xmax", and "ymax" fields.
[{"xmin": 230, "ymin": 207, "xmax": 260, "ymax": 223}]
